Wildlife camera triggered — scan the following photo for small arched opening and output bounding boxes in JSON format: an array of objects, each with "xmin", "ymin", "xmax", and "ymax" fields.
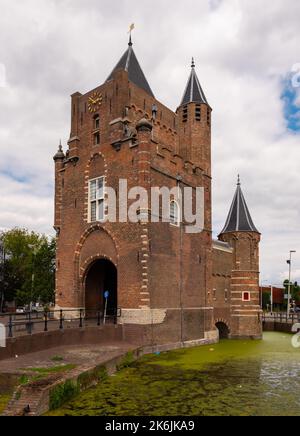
[{"xmin": 216, "ymin": 322, "xmax": 230, "ymax": 339}]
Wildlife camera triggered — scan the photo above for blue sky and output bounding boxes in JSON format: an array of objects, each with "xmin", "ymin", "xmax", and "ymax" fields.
[{"xmin": 282, "ymin": 76, "xmax": 300, "ymax": 132}]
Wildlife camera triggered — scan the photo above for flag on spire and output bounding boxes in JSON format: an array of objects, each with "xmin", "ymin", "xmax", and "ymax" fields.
[{"xmin": 128, "ymin": 23, "xmax": 135, "ymax": 33}]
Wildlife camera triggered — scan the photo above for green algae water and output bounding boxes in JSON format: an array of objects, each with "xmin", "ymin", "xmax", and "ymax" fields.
[{"xmin": 48, "ymin": 333, "xmax": 300, "ymax": 416}]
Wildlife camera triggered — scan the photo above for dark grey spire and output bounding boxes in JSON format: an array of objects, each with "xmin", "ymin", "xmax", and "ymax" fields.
[
  {"xmin": 180, "ymin": 58, "xmax": 208, "ymax": 106},
  {"xmin": 220, "ymin": 177, "xmax": 259, "ymax": 235},
  {"xmin": 107, "ymin": 39, "xmax": 154, "ymax": 98}
]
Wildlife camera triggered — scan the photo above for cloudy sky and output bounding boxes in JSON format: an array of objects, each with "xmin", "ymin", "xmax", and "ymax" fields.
[{"xmin": 0, "ymin": 0, "xmax": 299, "ymax": 285}]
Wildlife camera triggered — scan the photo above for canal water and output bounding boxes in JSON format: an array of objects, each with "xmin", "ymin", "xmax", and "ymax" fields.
[{"xmin": 48, "ymin": 332, "xmax": 300, "ymax": 416}]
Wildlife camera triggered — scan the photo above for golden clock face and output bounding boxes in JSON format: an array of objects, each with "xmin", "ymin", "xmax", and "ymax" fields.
[{"xmin": 88, "ymin": 91, "xmax": 103, "ymax": 113}]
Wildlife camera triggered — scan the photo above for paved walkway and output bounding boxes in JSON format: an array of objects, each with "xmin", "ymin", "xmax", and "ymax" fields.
[
  {"xmin": 1, "ymin": 341, "xmax": 138, "ymax": 416},
  {"xmin": 0, "ymin": 342, "xmax": 133, "ymax": 375}
]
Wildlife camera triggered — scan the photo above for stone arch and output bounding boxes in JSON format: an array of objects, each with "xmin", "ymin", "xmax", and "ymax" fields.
[
  {"xmin": 215, "ymin": 318, "xmax": 231, "ymax": 339},
  {"xmin": 83, "ymin": 257, "xmax": 118, "ymax": 316},
  {"xmin": 80, "ymin": 253, "xmax": 118, "ymax": 287},
  {"xmin": 74, "ymin": 225, "xmax": 119, "ymax": 303}
]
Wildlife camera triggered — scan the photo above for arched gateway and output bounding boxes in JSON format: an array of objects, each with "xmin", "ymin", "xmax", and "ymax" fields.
[
  {"xmin": 215, "ymin": 321, "xmax": 230, "ymax": 339},
  {"xmin": 84, "ymin": 259, "xmax": 117, "ymax": 318}
]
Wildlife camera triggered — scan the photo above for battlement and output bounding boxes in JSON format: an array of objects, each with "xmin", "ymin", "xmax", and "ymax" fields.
[{"xmin": 153, "ymin": 142, "xmax": 205, "ymax": 180}]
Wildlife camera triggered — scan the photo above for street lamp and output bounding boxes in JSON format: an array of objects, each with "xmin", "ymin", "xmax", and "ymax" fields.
[{"xmin": 287, "ymin": 250, "xmax": 297, "ymax": 318}]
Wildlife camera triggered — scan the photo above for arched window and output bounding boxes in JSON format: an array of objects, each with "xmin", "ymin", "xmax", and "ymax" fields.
[{"xmin": 170, "ymin": 200, "xmax": 180, "ymax": 226}]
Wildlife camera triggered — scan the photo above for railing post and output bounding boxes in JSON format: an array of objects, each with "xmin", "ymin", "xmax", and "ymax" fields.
[
  {"xmin": 59, "ymin": 310, "xmax": 63, "ymax": 330},
  {"xmin": 97, "ymin": 311, "xmax": 101, "ymax": 327},
  {"xmin": 8, "ymin": 315, "xmax": 13, "ymax": 338},
  {"xmin": 79, "ymin": 309, "xmax": 83, "ymax": 328},
  {"xmin": 44, "ymin": 311, "xmax": 48, "ymax": 332},
  {"xmin": 28, "ymin": 311, "xmax": 32, "ymax": 335}
]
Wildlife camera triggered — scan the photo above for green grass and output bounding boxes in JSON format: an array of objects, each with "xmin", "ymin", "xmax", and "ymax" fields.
[
  {"xmin": 19, "ymin": 375, "xmax": 30, "ymax": 385},
  {"xmin": 0, "ymin": 374, "xmax": 19, "ymax": 414},
  {"xmin": 21, "ymin": 364, "xmax": 77, "ymax": 376},
  {"xmin": 51, "ymin": 356, "xmax": 65, "ymax": 363},
  {"xmin": 0, "ymin": 394, "xmax": 11, "ymax": 414}
]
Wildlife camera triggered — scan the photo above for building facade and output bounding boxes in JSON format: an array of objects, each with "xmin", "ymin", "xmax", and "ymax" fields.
[{"xmin": 53, "ymin": 39, "xmax": 262, "ymax": 346}]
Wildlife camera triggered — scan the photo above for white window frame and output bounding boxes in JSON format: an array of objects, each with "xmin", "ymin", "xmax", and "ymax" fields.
[
  {"xmin": 242, "ymin": 291, "xmax": 251, "ymax": 302},
  {"xmin": 225, "ymin": 288, "xmax": 228, "ymax": 302},
  {"xmin": 88, "ymin": 176, "xmax": 105, "ymax": 223},
  {"xmin": 213, "ymin": 288, "xmax": 217, "ymax": 301},
  {"xmin": 170, "ymin": 200, "xmax": 180, "ymax": 227}
]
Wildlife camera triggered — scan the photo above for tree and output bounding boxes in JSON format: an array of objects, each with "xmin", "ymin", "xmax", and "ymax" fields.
[
  {"xmin": 0, "ymin": 228, "xmax": 56, "ymax": 309},
  {"xmin": 262, "ymin": 291, "xmax": 271, "ymax": 311},
  {"xmin": 283, "ymin": 280, "xmax": 300, "ymax": 307}
]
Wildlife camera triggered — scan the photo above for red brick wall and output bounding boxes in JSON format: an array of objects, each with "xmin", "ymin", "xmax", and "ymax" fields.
[
  {"xmin": 218, "ymin": 232, "xmax": 262, "ymax": 338},
  {"xmin": 54, "ymin": 64, "xmax": 260, "ymax": 345}
]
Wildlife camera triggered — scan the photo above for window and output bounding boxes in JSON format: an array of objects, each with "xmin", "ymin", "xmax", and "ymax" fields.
[
  {"xmin": 89, "ymin": 177, "xmax": 105, "ymax": 222},
  {"xmin": 94, "ymin": 115, "xmax": 100, "ymax": 130},
  {"xmin": 182, "ymin": 106, "xmax": 188, "ymax": 123},
  {"xmin": 242, "ymin": 292, "xmax": 250, "ymax": 302},
  {"xmin": 195, "ymin": 105, "xmax": 201, "ymax": 122},
  {"xmin": 207, "ymin": 108, "xmax": 211, "ymax": 126},
  {"xmin": 94, "ymin": 132, "xmax": 100, "ymax": 145},
  {"xmin": 170, "ymin": 201, "xmax": 180, "ymax": 226}
]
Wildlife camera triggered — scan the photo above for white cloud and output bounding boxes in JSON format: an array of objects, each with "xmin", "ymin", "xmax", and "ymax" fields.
[{"xmin": 0, "ymin": 0, "xmax": 299, "ymax": 285}]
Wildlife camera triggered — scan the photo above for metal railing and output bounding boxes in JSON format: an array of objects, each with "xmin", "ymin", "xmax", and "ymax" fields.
[
  {"xmin": 0, "ymin": 308, "xmax": 121, "ymax": 339},
  {"xmin": 262, "ymin": 311, "xmax": 300, "ymax": 324}
]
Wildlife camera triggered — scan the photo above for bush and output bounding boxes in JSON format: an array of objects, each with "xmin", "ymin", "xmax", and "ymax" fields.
[
  {"xmin": 49, "ymin": 380, "xmax": 79, "ymax": 411},
  {"xmin": 117, "ymin": 352, "xmax": 136, "ymax": 371},
  {"xmin": 78, "ymin": 366, "xmax": 108, "ymax": 390}
]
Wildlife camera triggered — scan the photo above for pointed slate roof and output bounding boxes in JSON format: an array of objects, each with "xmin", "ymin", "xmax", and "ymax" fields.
[
  {"xmin": 107, "ymin": 37, "xmax": 154, "ymax": 98},
  {"xmin": 220, "ymin": 176, "xmax": 259, "ymax": 235},
  {"xmin": 180, "ymin": 58, "xmax": 209, "ymax": 106}
]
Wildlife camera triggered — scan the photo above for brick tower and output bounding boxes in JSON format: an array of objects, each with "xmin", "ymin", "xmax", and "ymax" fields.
[
  {"xmin": 218, "ymin": 177, "xmax": 262, "ymax": 339},
  {"xmin": 177, "ymin": 58, "xmax": 212, "ymax": 175},
  {"xmin": 53, "ymin": 38, "xmax": 217, "ymax": 348}
]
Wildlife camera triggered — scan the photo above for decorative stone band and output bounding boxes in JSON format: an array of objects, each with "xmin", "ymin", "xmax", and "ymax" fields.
[
  {"xmin": 143, "ymin": 332, "xmax": 219, "ymax": 355},
  {"xmin": 119, "ymin": 309, "xmax": 167, "ymax": 325},
  {"xmin": 119, "ymin": 307, "xmax": 215, "ymax": 326}
]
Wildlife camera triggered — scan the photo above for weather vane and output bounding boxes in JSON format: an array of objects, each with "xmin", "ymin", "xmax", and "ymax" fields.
[{"xmin": 128, "ymin": 23, "xmax": 135, "ymax": 45}]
